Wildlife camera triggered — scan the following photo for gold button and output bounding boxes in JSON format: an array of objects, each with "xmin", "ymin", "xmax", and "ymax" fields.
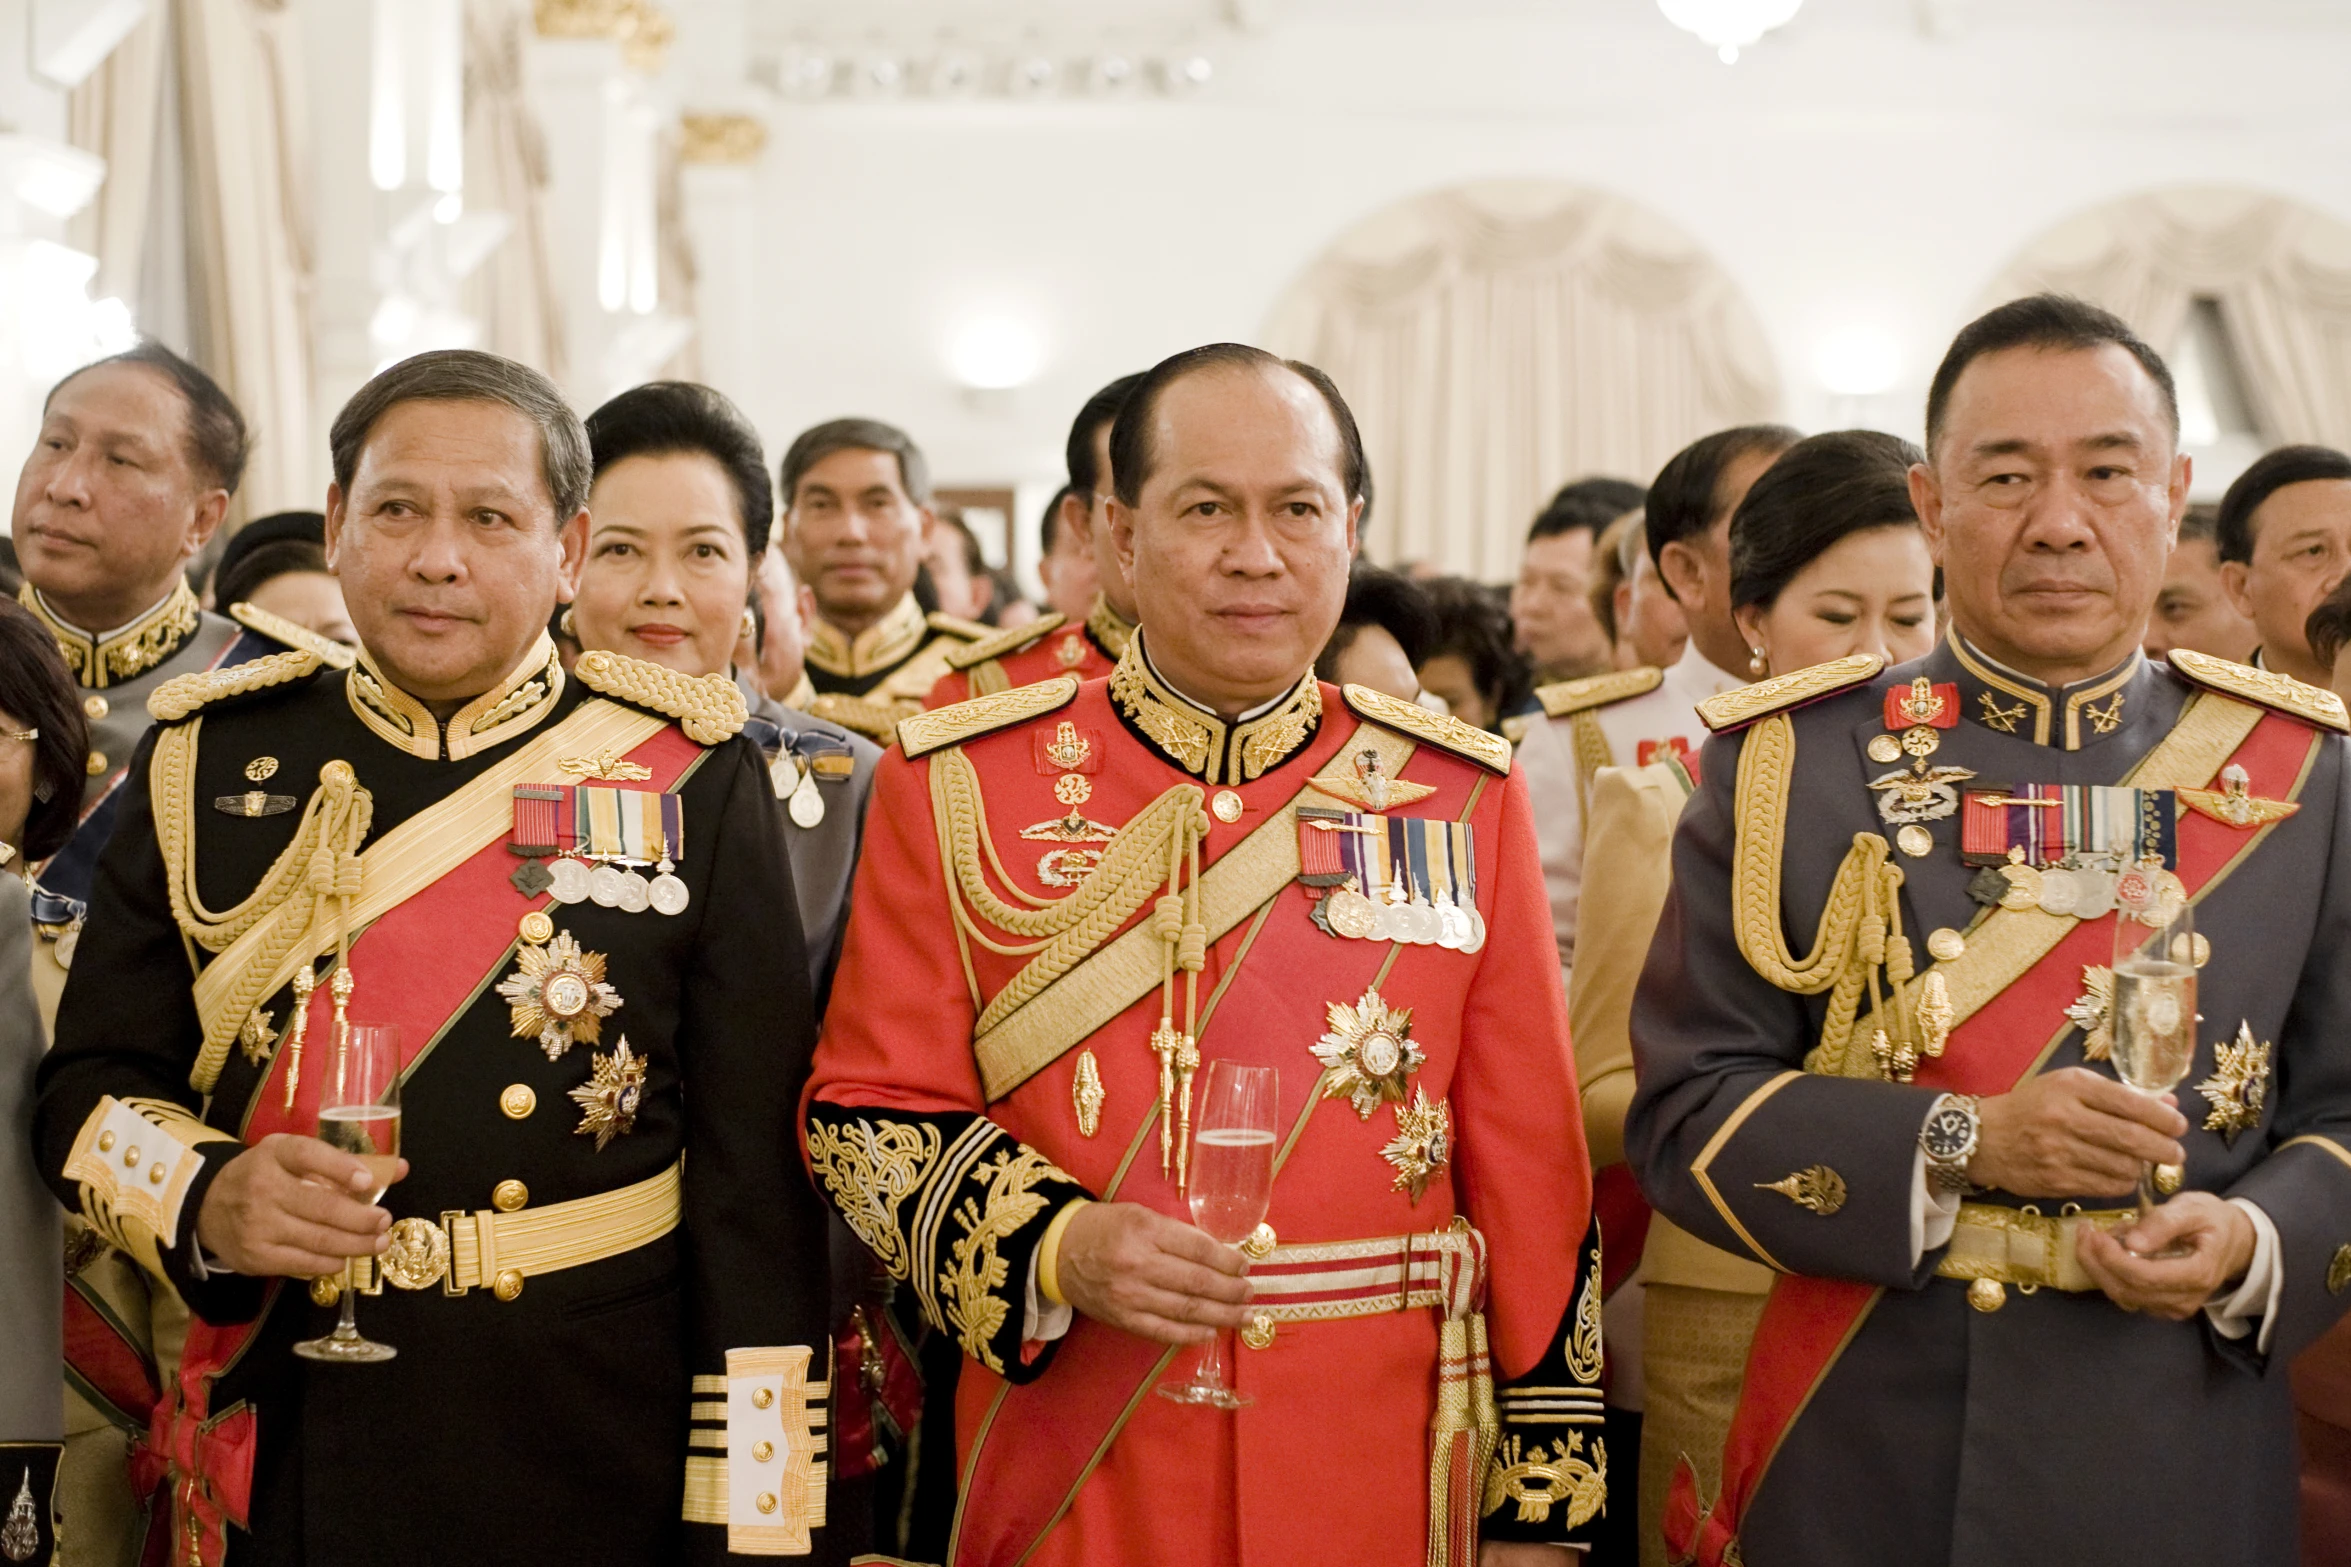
[
  {"xmin": 752, "ymin": 1441, "xmax": 774, "ymax": 1463},
  {"xmin": 2153, "ymin": 1162, "xmax": 2184, "ymax": 1196},
  {"xmin": 97, "ymin": 1130, "xmax": 115, "ymax": 1152},
  {"xmin": 1926, "ymin": 928, "xmax": 1966, "ymax": 963},
  {"xmin": 492, "ymin": 1179, "xmax": 529, "ymax": 1212},
  {"xmin": 751, "ymin": 1387, "xmax": 774, "ymax": 1410},
  {"xmin": 500, "ymin": 1084, "xmax": 536, "ymax": 1120},
  {"xmin": 1240, "ymin": 1312, "xmax": 1275, "ymax": 1350},
  {"xmin": 1212, "ymin": 789, "xmax": 1244, "ymax": 824},
  {"xmin": 309, "ymin": 1275, "xmax": 342, "ymax": 1307},
  {"xmin": 1240, "ymin": 1222, "xmax": 1276, "ymax": 1260},
  {"xmin": 518, "ymin": 910, "xmax": 555, "ymax": 946},
  {"xmin": 85, "ymin": 750, "xmax": 107, "ymax": 777},
  {"xmin": 1896, "ymin": 824, "xmax": 1933, "ymax": 859},
  {"xmin": 83, "ymin": 694, "xmax": 108, "ymax": 720},
  {"xmin": 148, "ymin": 1162, "xmax": 167, "ymax": 1185},
  {"xmin": 755, "ymin": 1494, "xmax": 777, "ymax": 1516},
  {"xmin": 244, "ymin": 756, "xmax": 278, "ymax": 782},
  {"xmin": 1867, "ymin": 734, "xmax": 1903, "ymax": 764},
  {"xmin": 1967, "ymin": 1278, "xmax": 2006, "ymax": 1313},
  {"xmin": 493, "ymin": 1269, "xmax": 524, "ymax": 1300},
  {"xmin": 122, "ymin": 1146, "xmax": 140, "ymax": 1168}
]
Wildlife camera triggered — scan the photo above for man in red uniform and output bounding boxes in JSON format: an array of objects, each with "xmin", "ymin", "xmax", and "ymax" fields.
[
  {"xmin": 927, "ymin": 376, "xmax": 1142, "ymax": 707},
  {"xmin": 808, "ymin": 343, "xmax": 1602, "ymax": 1567}
]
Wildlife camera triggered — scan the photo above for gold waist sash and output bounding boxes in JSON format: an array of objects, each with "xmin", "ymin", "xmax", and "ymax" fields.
[
  {"xmin": 352, "ymin": 1158, "xmax": 681, "ymax": 1297},
  {"xmin": 1932, "ymin": 1200, "xmax": 2134, "ymax": 1293}
]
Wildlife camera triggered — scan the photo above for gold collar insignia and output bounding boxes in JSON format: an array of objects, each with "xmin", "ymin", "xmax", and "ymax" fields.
[
  {"xmin": 20, "ymin": 579, "xmax": 202, "ymax": 689},
  {"xmin": 1107, "ymin": 638, "xmax": 1321, "ymax": 786},
  {"xmin": 347, "ymin": 633, "xmax": 565, "ymax": 760},
  {"xmin": 805, "ymin": 592, "xmax": 928, "ymax": 680},
  {"xmin": 1952, "ymin": 635, "xmax": 2137, "ymax": 751},
  {"xmin": 1085, "ymin": 592, "xmax": 1135, "ymax": 660}
]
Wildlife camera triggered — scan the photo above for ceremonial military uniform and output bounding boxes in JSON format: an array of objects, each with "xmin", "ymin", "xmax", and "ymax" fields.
[
  {"xmin": 800, "ymin": 593, "xmax": 989, "ymax": 744},
  {"xmin": 739, "ymin": 686, "xmax": 880, "ymax": 1008},
  {"xmin": 34, "ymin": 638, "xmax": 830, "ymax": 1566},
  {"xmin": 2, "ymin": 873, "xmax": 62, "ymax": 1567},
  {"xmin": 1628, "ymin": 638, "xmax": 2351, "ymax": 1567},
  {"xmin": 805, "ymin": 641, "xmax": 1605, "ymax": 1567},
  {"xmin": 923, "ymin": 593, "xmax": 1133, "ymax": 709}
]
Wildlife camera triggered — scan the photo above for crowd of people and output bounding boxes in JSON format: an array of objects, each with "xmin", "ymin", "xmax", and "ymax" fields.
[{"xmin": 2, "ymin": 289, "xmax": 2350, "ymax": 1567}]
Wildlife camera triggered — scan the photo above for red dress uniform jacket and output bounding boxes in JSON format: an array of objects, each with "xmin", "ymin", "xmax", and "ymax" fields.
[
  {"xmin": 923, "ymin": 596, "xmax": 1130, "ymax": 710},
  {"xmin": 806, "ymin": 644, "xmax": 1605, "ymax": 1567}
]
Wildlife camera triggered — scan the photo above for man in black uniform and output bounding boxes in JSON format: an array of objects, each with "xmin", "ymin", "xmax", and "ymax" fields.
[{"xmin": 34, "ymin": 350, "xmax": 829, "ymax": 1565}]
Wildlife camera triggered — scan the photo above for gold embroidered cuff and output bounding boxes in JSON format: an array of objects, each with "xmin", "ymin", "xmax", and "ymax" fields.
[
  {"xmin": 61, "ymin": 1096, "xmax": 234, "ymax": 1273},
  {"xmin": 682, "ymin": 1344, "xmax": 829, "ymax": 1554}
]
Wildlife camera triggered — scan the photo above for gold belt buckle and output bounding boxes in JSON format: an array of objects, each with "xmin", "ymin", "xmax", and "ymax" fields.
[{"xmin": 378, "ymin": 1214, "xmax": 455, "ymax": 1292}]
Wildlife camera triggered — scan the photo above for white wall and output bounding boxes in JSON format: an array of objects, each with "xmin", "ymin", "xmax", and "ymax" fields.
[{"xmin": 701, "ymin": 0, "xmax": 2351, "ymax": 577}]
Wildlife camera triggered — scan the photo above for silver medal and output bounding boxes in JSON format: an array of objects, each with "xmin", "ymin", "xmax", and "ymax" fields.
[
  {"xmin": 1402, "ymin": 901, "xmax": 1441, "ymax": 946},
  {"xmin": 1462, "ymin": 908, "xmax": 1488, "ymax": 954},
  {"xmin": 616, "ymin": 868, "xmax": 652, "ymax": 914},
  {"xmin": 789, "ymin": 773, "xmax": 825, "ymax": 829},
  {"xmin": 2035, "ymin": 866, "xmax": 2081, "ymax": 918},
  {"xmin": 649, "ymin": 871, "xmax": 690, "ymax": 917},
  {"xmin": 2070, "ymin": 868, "xmax": 2117, "ymax": 921},
  {"xmin": 548, "ymin": 857, "xmax": 592, "ymax": 904},
  {"xmin": 770, "ymin": 753, "xmax": 802, "ymax": 801},
  {"xmin": 1435, "ymin": 898, "xmax": 1469, "ymax": 951},
  {"xmin": 588, "ymin": 862, "xmax": 626, "ymax": 907}
]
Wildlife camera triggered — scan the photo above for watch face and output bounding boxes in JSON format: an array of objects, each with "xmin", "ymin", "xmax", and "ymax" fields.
[{"xmin": 1924, "ymin": 1107, "xmax": 1974, "ymax": 1160}]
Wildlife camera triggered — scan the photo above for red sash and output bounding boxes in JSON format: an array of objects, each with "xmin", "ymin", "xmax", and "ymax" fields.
[
  {"xmin": 1665, "ymin": 708, "xmax": 2321, "ymax": 1566},
  {"xmin": 157, "ymin": 723, "xmax": 698, "ymax": 1566}
]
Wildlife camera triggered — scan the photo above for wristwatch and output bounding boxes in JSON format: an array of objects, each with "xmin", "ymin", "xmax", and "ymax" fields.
[{"xmin": 1920, "ymin": 1094, "xmax": 1981, "ymax": 1195}]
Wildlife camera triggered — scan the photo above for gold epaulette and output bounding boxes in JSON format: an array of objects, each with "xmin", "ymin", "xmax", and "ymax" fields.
[
  {"xmin": 227, "ymin": 601, "xmax": 356, "ymax": 669},
  {"xmin": 2168, "ymin": 647, "xmax": 2350, "ymax": 734},
  {"xmin": 1697, "ymin": 653, "xmax": 1884, "ymax": 734},
  {"xmin": 926, "ymin": 611, "xmax": 997, "ymax": 643},
  {"xmin": 897, "ymin": 676, "xmax": 1079, "ymax": 759},
  {"xmin": 1536, "ymin": 666, "xmax": 1662, "ymax": 719},
  {"xmin": 944, "ymin": 612, "xmax": 1066, "ymax": 671},
  {"xmin": 147, "ymin": 649, "xmax": 324, "ymax": 723},
  {"xmin": 573, "ymin": 648, "xmax": 747, "ymax": 745},
  {"xmin": 1342, "ymin": 684, "xmax": 1512, "ymax": 775},
  {"xmin": 1500, "ymin": 713, "xmax": 1531, "ymax": 746}
]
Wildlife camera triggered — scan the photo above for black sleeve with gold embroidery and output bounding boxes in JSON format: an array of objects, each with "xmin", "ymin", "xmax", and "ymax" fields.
[
  {"xmin": 1478, "ymin": 1216, "xmax": 1610, "ymax": 1546},
  {"xmin": 804, "ymin": 1101, "xmax": 1091, "ymax": 1384}
]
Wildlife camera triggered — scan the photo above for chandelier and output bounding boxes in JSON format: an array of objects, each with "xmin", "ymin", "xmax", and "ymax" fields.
[{"xmin": 1657, "ymin": 0, "xmax": 1803, "ymax": 63}]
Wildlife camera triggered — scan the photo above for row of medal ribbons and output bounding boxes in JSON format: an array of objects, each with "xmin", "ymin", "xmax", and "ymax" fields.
[
  {"xmin": 1299, "ymin": 807, "xmax": 1486, "ymax": 952},
  {"xmin": 510, "ymin": 783, "xmax": 690, "ymax": 915}
]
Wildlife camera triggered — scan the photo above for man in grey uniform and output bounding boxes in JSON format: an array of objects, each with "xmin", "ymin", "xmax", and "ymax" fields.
[{"xmin": 1628, "ymin": 294, "xmax": 2351, "ymax": 1566}]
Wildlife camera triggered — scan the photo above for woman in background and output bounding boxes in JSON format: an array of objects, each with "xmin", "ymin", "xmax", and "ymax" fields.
[
  {"xmin": 1415, "ymin": 575, "xmax": 1532, "ymax": 731},
  {"xmin": 208, "ymin": 510, "xmax": 357, "ymax": 651}
]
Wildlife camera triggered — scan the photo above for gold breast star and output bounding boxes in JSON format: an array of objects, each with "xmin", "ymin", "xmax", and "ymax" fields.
[
  {"xmin": 238, "ymin": 1006, "xmax": 279, "ymax": 1065},
  {"xmin": 2194, "ymin": 1021, "xmax": 2271, "ymax": 1144},
  {"xmin": 2067, "ymin": 965, "xmax": 2115, "ymax": 1061},
  {"xmin": 496, "ymin": 931, "xmax": 622, "ymax": 1060},
  {"xmin": 1312, "ymin": 986, "xmax": 1425, "ymax": 1118},
  {"xmin": 1380, "ymin": 1087, "xmax": 1452, "ymax": 1202},
  {"xmin": 569, "ymin": 1036, "xmax": 647, "ymax": 1150}
]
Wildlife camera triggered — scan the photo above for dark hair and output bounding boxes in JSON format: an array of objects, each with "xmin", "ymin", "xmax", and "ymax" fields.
[
  {"xmin": 0, "ymin": 600, "xmax": 91, "ymax": 861},
  {"xmin": 1528, "ymin": 476, "xmax": 1647, "ymax": 544},
  {"xmin": 2178, "ymin": 502, "xmax": 2220, "ymax": 547},
  {"xmin": 1318, "ymin": 563, "xmax": 1438, "ymax": 680},
  {"xmin": 1109, "ymin": 344, "xmax": 1367, "ymax": 510},
  {"xmin": 1068, "ymin": 373, "xmax": 1144, "ymax": 500},
  {"xmin": 1730, "ymin": 430, "xmax": 1928, "ymax": 611},
  {"xmin": 585, "ymin": 381, "xmax": 774, "ymax": 556},
  {"xmin": 1645, "ymin": 425, "xmax": 1802, "ymax": 577},
  {"xmin": 1417, "ymin": 576, "xmax": 1531, "ymax": 729},
  {"xmin": 210, "ymin": 510, "xmax": 324, "ymax": 607},
  {"xmin": 214, "ymin": 538, "xmax": 328, "ymax": 612},
  {"xmin": 2307, "ymin": 574, "xmax": 2351, "ymax": 669},
  {"xmin": 935, "ymin": 506, "xmax": 986, "ymax": 577},
  {"xmin": 331, "ymin": 349, "xmax": 589, "ymax": 519},
  {"xmin": 2214, "ymin": 444, "xmax": 2351, "ymax": 566},
  {"xmin": 1039, "ymin": 483, "xmax": 1076, "ymax": 557},
  {"xmin": 1925, "ymin": 293, "xmax": 2178, "ymax": 459},
  {"xmin": 49, "ymin": 339, "xmax": 250, "ymax": 495},
  {"xmin": 779, "ymin": 417, "xmax": 930, "ymax": 509}
]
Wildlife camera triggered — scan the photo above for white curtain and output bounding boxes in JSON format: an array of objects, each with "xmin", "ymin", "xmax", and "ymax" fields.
[
  {"xmin": 1264, "ymin": 181, "xmax": 1781, "ymax": 580},
  {"xmin": 465, "ymin": 0, "xmax": 568, "ymax": 383},
  {"xmin": 1989, "ymin": 185, "xmax": 2351, "ymax": 451}
]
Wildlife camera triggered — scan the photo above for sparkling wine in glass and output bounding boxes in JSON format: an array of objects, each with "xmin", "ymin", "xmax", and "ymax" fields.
[
  {"xmin": 295, "ymin": 1024, "xmax": 402, "ymax": 1363},
  {"xmin": 2111, "ymin": 904, "xmax": 2196, "ymax": 1225},
  {"xmin": 1159, "ymin": 1060, "xmax": 1276, "ymax": 1410}
]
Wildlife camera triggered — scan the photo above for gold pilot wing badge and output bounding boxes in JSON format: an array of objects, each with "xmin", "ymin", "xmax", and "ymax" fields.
[
  {"xmin": 2178, "ymin": 764, "xmax": 2300, "ymax": 829},
  {"xmin": 1311, "ymin": 986, "xmax": 1424, "ymax": 1118},
  {"xmin": 1308, "ymin": 746, "xmax": 1437, "ymax": 813},
  {"xmin": 497, "ymin": 931, "xmax": 622, "ymax": 1060}
]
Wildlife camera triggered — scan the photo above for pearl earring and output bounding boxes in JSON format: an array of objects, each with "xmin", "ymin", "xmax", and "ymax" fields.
[
  {"xmin": 741, "ymin": 607, "xmax": 757, "ymax": 640},
  {"xmin": 1749, "ymin": 646, "xmax": 1768, "ymax": 677},
  {"xmin": 558, "ymin": 605, "xmax": 578, "ymax": 639}
]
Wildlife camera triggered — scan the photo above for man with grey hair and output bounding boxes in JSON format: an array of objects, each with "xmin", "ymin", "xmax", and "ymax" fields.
[
  {"xmin": 778, "ymin": 417, "xmax": 989, "ymax": 742},
  {"xmin": 36, "ymin": 349, "xmax": 832, "ymax": 1565}
]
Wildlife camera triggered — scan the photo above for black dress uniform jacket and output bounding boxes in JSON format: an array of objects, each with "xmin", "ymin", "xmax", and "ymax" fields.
[{"xmin": 33, "ymin": 644, "xmax": 829, "ymax": 1566}]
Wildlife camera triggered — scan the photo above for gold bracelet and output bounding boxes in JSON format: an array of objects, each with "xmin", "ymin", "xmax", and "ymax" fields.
[{"xmin": 1037, "ymin": 1198, "xmax": 1092, "ymax": 1307}]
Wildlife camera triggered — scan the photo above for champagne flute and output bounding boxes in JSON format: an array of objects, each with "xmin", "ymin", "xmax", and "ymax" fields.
[
  {"xmin": 2110, "ymin": 903, "xmax": 2196, "ymax": 1227},
  {"xmin": 1158, "ymin": 1060, "xmax": 1276, "ymax": 1410},
  {"xmin": 295, "ymin": 1024, "xmax": 402, "ymax": 1363}
]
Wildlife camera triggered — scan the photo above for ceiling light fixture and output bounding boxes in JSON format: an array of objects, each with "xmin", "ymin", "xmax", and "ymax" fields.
[{"xmin": 1657, "ymin": 0, "xmax": 1802, "ymax": 63}]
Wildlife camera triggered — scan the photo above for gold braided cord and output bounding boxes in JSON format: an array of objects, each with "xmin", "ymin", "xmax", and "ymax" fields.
[
  {"xmin": 147, "ymin": 649, "xmax": 324, "ymax": 723},
  {"xmin": 573, "ymin": 648, "xmax": 746, "ymax": 743}
]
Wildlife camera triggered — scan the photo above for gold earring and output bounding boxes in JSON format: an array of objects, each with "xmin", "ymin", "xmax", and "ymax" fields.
[
  {"xmin": 1749, "ymin": 646, "xmax": 1768, "ymax": 677},
  {"xmin": 741, "ymin": 607, "xmax": 757, "ymax": 639},
  {"xmin": 558, "ymin": 605, "xmax": 577, "ymax": 638}
]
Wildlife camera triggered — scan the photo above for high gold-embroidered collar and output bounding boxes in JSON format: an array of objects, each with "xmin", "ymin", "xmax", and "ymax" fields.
[
  {"xmin": 1108, "ymin": 636, "xmax": 1321, "ymax": 786},
  {"xmin": 346, "ymin": 634, "xmax": 565, "ymax": 760},
  {"xmin": 1085, "ymin": 593, "xmax": 1135, "ymax": 660},
  {"xmin": 1951, "ymin": 633, "xmax": 2138, "ymax": 751},
  {"xmin": 19, "ymin": 580, "xmax": 201, "ymax": 689},
  {"xmin": 805, "ymin": 592, "xmax": 928, "ymax": 680}
]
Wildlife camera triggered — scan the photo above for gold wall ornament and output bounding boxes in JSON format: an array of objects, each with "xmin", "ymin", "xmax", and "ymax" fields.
[
  {"xmin": 1072, "ymin": 1048, "xmax": 1105, "ymax": 1136},
  {"xmin": 678, "ymin": 112, "xmax": 766, "ymax": 164},
  {"xmin": 805, "ymin": 1116, "xmax": 942, "ymax": 1281},
  {"xmin": 2329, "ymin": 1244, "xmax": 2351, "ymax": 1297},
  {"xmin": 2178, "ymin": 763, "xmax": 2301, "ymax": 828},
  {"xmin": 1756, "ymin": 1164, "xmax": 1848, "ymax": 1215},
  {"xmin": 1380, "ymin": 1088, "xmax": 1451, "ymax": 1201},
  {"xmin": 569, "ymin": 1036, "xmax": 647, "ymax": 1149},
  {"xmin": 1480, "ymin": 1433, "xmax": 1608, "ymax": 1530},
  {"xmin": 2194, "ymin": 1022, "xmax": 2271, "ymax": 1143},
  {"xmin": 1977, "ymin": 690, "xmax": 2027, "ymax": 734},
  {"xmin": 1311, "ymin": 986, "xmax": 1425, "ymax": 1118},
  {"xmin": 2067, "ymin": 965, "xmax": 2115, "ymax": 1060},
  {"xmin": 497, "ymin": 932, "xmax": 622, "ymax": 1060}
]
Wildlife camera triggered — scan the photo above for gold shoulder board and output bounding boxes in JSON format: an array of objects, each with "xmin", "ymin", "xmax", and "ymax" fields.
[
  {"xmin": 1500, "ymin": 713, "xmax": 1531, "ymax": 746},
  {"xmin": 2168, "ymin": 648, "xmax": 2350, "ymax": 734},
  {"xmin": 925, "ymin": 611, "xmax": 997, "ymax": 644},
  {"xmin": 147, "ymin": 649, "xmax": 324, "ymax": 724},
  {"xmin": 897, "ymin": 676, "xmax": 1079, "ymax": 759},
  {"xmin": 1535, "ymin": 666, "xmax": 1663, "ymax": 719},
  {"xmin": 1342, "ymin": 684, "xmax": 1512, "ymax": 775},
  {"xmin": 944, "ymin": 612, "xmax": 1066, "ymax": 671},
  {"xmin": 1696, "ymin": 652, "xmax": 1884, "ymax": 734},
  {"xmin": 573, "ymin": 648, "xmax": 748, "ymax": 745},
  {"xmin": 228, "ymin": 601, "xmax": 357, "ymax": 669}
]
